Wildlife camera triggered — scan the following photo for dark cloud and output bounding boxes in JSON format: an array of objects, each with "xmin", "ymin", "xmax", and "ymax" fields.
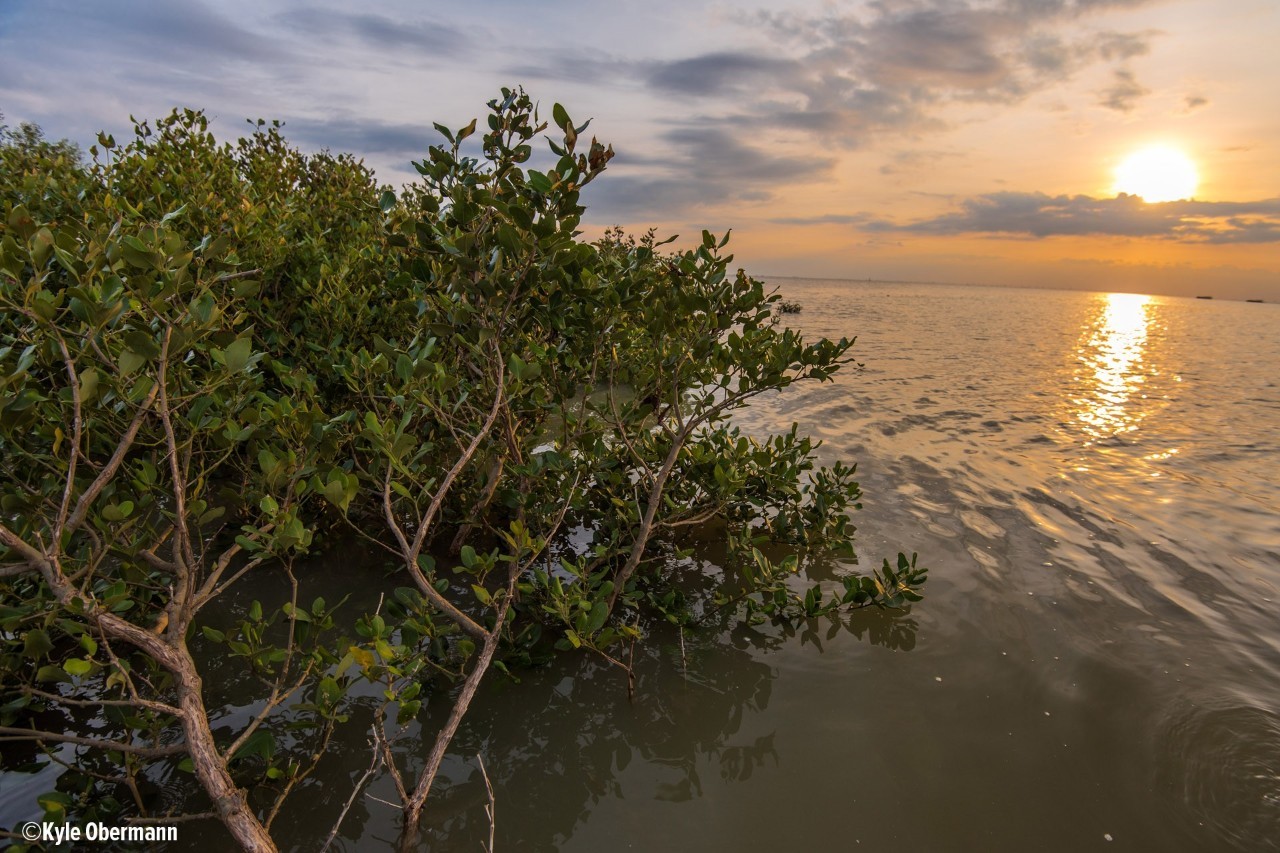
[
  {"xmin": 273, "ymin": 10, "xmax": 470, "ymax": 56},
  {"xmin": 857, "ymin": 7, "xmax": 1016, "ymax": 90},
  {"xmin": 1095, "ymin": 30, "xmax": 1155, "ymax": 60},
  {"xmin": 817, "ymin": 192, "xmax": 1280, "ymax": 243},
  {"xmin": 647, "ymin": 53, "xmax": 800, "ymax": 96},
  {"xmin": 281, "ymin": 116, "xmax": 434, "ymax": 157},
  {"xmin": 504, "ymin": 51, "xmax": 642, "ymax": 84},
  {"xmin": 23, "ymin": 0, "xmax": 279, "ymax": 66},
  {"xmin": 675, "ymin": 0, "xmax": 1163, "ymax": 144},
  {"xmin": 1097, "ymin": 68, "xmax": 1149, "ymax": 112},
  {"xmin": 583, "ymin": 125, "xmax": 836, "ymax": 220}
]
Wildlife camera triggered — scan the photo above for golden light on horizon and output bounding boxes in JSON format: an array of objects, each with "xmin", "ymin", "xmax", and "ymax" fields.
[{"xmin": 1112, "ymin": 146, "xmax": 1199, "ymax": 202}]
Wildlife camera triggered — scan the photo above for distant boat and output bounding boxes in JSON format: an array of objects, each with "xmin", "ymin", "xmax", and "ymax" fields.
[
  {"xmin": 1196, "ymin": 295, "xmax": 1213, "ymax": 299},
  {"xmin": 1247, "ymin": 299, "xmax": 1264, "ymax": 303}
]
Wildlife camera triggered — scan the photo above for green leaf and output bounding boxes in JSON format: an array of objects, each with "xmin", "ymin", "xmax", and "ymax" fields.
[
  {"xmin": 396, "ymin": 699, "xmax": 422, "ymax": 724},
  {"xmin": 223, "ymin": 336, "xmax": 252, "ymax": 373},
  {"xmin": 587, "ymin": 600, "xmax": 608, "ymax": 634},
  {"xmin": 38, "ymin": 791, "xmax": 73, "ymax": 820},
  {"xmin": 527, "ymin": 171, "xmax": 552, "ymax": 193},
  {"xmin": 318, "ymin": 675, "xmax": 341, "ymax": 707},
  {"xmin": 35, "ymin": 664, "xmax": 68, "ymax": 682},
  {"xmin": 118, "ymin": 348, "xmax": 146, "ymax": 376},
  {"xmin": 63, "ymin": 658, "xmax": 92, "ymax": 677},
  {"xmin": 230, "ymin": 728, "xmax": 275, "ymax": 763},
  {"xmin": 23, "ymin": 629, "xmax": 54, "ymax": 659},
  {"xmin": 77, "ymin": 367, "xmax": 100, "ymax": 405},
  {"xmin": 122, "ymin": 330, "xmax": 159, "ymax": 359},
  {"xmin": 552, "ymin": 103, "xmax": 570, "ymax": 131}
]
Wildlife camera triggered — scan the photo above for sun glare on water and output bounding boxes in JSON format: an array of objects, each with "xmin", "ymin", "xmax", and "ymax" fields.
[{"xmin": 1112, "ymin": 146, "xmax": 1198, "ymax": 202}]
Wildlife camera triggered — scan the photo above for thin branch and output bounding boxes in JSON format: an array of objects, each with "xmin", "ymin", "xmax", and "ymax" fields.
[
  {"xmin": 21, "ymin": 686, "xmax": 181, "ymax": 718},
  {"xmin": 213, "ymin": 268, "xmax": 263, "ymax": 283},
  {"xmin": 478, "ymin": 753, "xmax": 496, "ymax": 853},
  {"xmin": 126, "ymin": 813, "xmax": 219, "ymax": 824},
  {"xmin": 319, "ymin": 725, "xmax": 384, "ymax": 853},
  {"xmin": 52, "ymin": 330, "xmax": 83, "ymax": 548},
  {"xmin": 41, "ymin": 744, "xmax": 148, "ymax": 814},
  {"xmin": 221, "ymin": 662, "xmax": 313, "ymax": 763},
  {"xmin": 408, "ymin": 348, "xmax": 507, "ymax": 557},
  {"xmin": 0, "ymin": 561, "xmax": 38, "ymax": 578},
  {"xmin": 63, "ymin": 380, "xmax": 160, "ymax": 537},
  {"xmin": 0, "ymin": 726, "xmax": 186, "ymax": 757}
]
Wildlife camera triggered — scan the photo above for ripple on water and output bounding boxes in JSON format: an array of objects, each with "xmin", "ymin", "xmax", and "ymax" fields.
[{"xmin": 1153, "ymin": 701, "xmax": 1280, "ymax": 851}]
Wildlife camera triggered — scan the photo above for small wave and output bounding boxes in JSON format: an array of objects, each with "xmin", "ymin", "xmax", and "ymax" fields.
[{"xmin": 1153, "ymin": 701, "xmax": 1280, "ymax": 851}]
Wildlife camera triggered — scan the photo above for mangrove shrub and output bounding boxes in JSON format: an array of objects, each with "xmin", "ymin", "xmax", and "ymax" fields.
[{"xmin": 0, "ymin": 90, "xmax": 926, "ymax": 850}]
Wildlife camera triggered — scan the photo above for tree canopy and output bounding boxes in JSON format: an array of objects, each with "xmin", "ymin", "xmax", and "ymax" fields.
[{"xmin": 0, "ymin": 90, "xmax": 925, "ymax": 850}]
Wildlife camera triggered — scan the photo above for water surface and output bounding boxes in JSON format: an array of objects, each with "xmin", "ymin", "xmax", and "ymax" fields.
[{"xmin": 425, "ymin": 280, "xmax": 1280, "ymax": 851}]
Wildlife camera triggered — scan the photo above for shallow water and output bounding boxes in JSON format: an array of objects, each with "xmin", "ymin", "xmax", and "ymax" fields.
[
  {"xmin": 7, "ymin": 281, "xmax": 1278, "ymax": 851},
  {"xmin": 426, "ymin": 280, "xmax": 1279, "ymax": 852}
]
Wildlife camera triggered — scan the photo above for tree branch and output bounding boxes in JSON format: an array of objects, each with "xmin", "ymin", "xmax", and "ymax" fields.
[{"xmin": 0, "ymin": 726, "xmax": 186, "ymax": 757}]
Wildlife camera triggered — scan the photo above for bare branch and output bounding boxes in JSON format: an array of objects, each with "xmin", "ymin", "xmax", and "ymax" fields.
[
  {"xmin": 126, "ymin": 813, "xmax": 219, "ymax": 825},
  {"xmin": 319, "ymin": 725, "xmax": 384, "ymax": 853},
  {"xmin": 213, "ymin": 268, "xmax": 263, "ymax": 283},
  {"xmin": 409, "ymin": 349, "xmax": 507, "ymax": 556},
  {"xmin": 52, "ymin": 331, "xmax": 83, "ymax": 547},
  {"xmin": 63, "ymin": 380, "xmax": 160, "ymax": 537},
  {"xmin": 0, "ymin": 726, "xmax": 186, "ymax": 757},
  {"xmin": 21, "ymin": 686, "xmax": 181, "ymax": 718}
]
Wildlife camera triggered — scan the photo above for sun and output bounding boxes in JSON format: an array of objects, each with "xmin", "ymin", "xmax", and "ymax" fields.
[{"xmin": 1112, "ymin": 146, "xmax": 1199, "ymax": 202}]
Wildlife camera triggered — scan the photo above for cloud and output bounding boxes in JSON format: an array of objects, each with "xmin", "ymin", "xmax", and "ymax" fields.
[
  {"xmin": 5, "ymin": 0, "xmax": 279, "ymax": 67},
  {"xmin": 499, "ymin": 0, "xmax": 1166, "ymax": 222},
  {"xmin": 271, "ymin": 10, "xmax": 471, "ymax": 56},
  {"xmin": 1095, "ymin": 29, "xmax": 1156, "ymax": 60},
  {"xmin": 878, "ymin": 148, "xmax": 966, "ymax": 176},
  {"xmin": 647, "ymin": 53, "xmax": 800, "ymax": 97},
  {"xmin": 1097, "ymin": 68, "xmax": 1149, "ymax": 112},
  {"xmin": 1183, "ymin": 93, "xmax": 1209, "ymax": 112},
  {"xmin": 825, "ymin": 192, "xmax": 1280, "ymax": 243},
  {"xmin": 280, "ymin": 115, "xmax": 434, "ymax": 157},
  {"xmin": 583, "ymin": 125, "xmax": 836, "ymax": 220},
  {"xmin": 676, "ymin": 1, "xmax": 1163, "ymax": 143}
]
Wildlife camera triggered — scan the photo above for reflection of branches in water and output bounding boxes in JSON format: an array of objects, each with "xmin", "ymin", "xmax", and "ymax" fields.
[
  {"xmin": 127, "ymin": 535, "xmax": 921, "ymax": 851},
  {"xmin": 843, "ymin": 607, "xmax": 919, "ymax": 652},
  {"xmin": 783, "ymin": 607, "xmax": 920, "ymax": 653},
  {"xmin": 716, "ymin": 733, "xmax": 778, "ymax": 783},
  {"xmin": 411, "ymin": 601, "xmax": 918, "ymax": 851},
  {"xmin": 406, "ymin": 626, "xmax": 774, "ymax": 851}
]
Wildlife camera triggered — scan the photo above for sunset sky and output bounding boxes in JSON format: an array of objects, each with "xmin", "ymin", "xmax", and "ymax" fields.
[{"xmin": 2, "ymin": 0, "xmax": 1277, "ymax": 298}]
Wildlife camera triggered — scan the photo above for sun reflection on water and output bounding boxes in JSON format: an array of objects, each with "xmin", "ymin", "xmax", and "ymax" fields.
[{"xmin": 1075, "ymin": 292, "xmax": 1153, "ymax": 441}]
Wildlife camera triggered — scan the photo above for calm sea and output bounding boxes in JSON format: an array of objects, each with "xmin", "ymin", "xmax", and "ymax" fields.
[{"xmin": 427, "ymin": 279, "xmax": 1279, "ymax": 852}]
